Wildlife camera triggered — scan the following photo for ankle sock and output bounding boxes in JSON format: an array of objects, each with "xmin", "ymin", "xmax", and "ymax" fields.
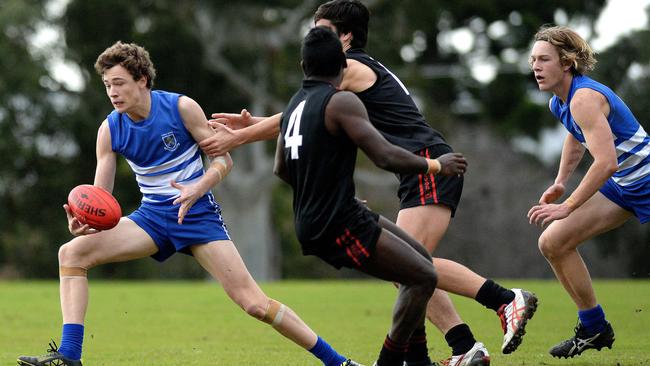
[
  {"xmin": 578, "ymin": 304, "xmax": 607, "ymax": 335},
  {"xmin": 405, "ymin": 326, "xmax": 430, "ymax": 363},
  {"xmin": 309, "ymin": 336, "xmax": 347, "ymax": 366},
  {"xmin": 58, "ymin": 323, "xmax": 84, "ymax": 360},
  {"xmin": 475, "ymin": 279, "xmax": 515, "ymax": 312},
  {"xmin": 445, "ymin": 323, "xmax": 476, "ymax": 356},
  {"xmin": 377, "ymin": 335, "xmax": 408, "ymax": 366}
]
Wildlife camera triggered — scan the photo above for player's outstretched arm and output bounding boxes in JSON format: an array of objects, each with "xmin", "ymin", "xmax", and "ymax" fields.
[
  {"xmin": 199, "ymin": 112, "xmax": 283, "ymax": 157},
  {"xmin": 176, "ymin": 96, "xmax": 233, "ymax": 223},
  {"xmin": 210, "ymin": 109, "xmax": 258, "ymax": 130},
  {"xmin": 326, "ymin": 91, "xmax": 467, "ymax": 176}
]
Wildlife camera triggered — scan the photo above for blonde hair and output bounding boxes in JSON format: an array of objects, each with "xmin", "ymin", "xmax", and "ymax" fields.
[{"xmin": 533, "ymin": 25, "xmax": 596, "ymax": 75}]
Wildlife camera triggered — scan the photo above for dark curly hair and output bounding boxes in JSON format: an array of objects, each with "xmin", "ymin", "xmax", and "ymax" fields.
[{"xmin": 94, "ymin": 41, "xmax": 157, "ymax": 88}]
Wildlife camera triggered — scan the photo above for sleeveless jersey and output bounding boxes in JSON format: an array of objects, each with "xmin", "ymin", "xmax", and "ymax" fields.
[
  {"xmin": 107, "ymin": 90, "xmax": 204, "ymax": 204},
  {"xmin": 346, "ymin": 48, "xmax": 447, "ymax": 152},
  {"xmin": 280, "ymin": 80, "xmax": 365, "ymax": 246},
  {"xmin": 550, "ymin": 75, "xmax": 650, "ymax": 187}
]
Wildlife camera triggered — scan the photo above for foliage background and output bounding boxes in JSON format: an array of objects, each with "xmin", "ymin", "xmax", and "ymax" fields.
[{"xmin": 0, "ymin": 0, "xmax": 648, "ymax": 280}]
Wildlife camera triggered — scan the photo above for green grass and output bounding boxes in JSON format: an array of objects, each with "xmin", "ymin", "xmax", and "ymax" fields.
[{"xmin": 2, "ymin": 280, "xmax": 649, "ymax": 365}]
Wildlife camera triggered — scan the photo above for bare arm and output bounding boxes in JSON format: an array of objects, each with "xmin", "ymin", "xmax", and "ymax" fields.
[
  {"xmin": 211, "ymin": 109, "xmax": 265, "ymax": 129},
  {"xmin": 529, "ymin": 89, "xmax": 617, "ymax": 226},
  {"xmin": 64, "ymin": 120, "xmax": 117, "ymax": 236},
  {"xmin": 340, "ymin": 59, "xmax": 377, "ymax": 93},
  {"xmin": 273, "ymin": 133, "xmax": 289, "ymax": 184},
  {"xmin": 199, "ymin": 112, "xmax": 282, "ymax": 157},
  {"xmin": 94, "ymin": 120, "xmax": 118, "ymax": 192},
  {"xmin": 326, "ymin": 91, "xmax": 467, "ymax": 176},
  {"xmin": 231, "ymin": 112, "xmax": 282, "ymax": 143},
  {"xmin": 536, "ymin": 134, "xmax": 586, "ymax": 205},
  {"xmin": 563, "ymin": 89, "xmax": 618, "ymax": 207},
  {"xmin": 555, "ymin": 134, "xmax": 586, "ymax": 188},
  {"xmin": 175, "ymin": 96, "xmax": 233, "ymax": 223}
]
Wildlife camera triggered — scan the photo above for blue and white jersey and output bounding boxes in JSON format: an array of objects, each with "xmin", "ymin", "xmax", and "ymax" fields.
[
  {"xmin": 107, "ymin": 90, "xmax": 204, "ymax": 204},
  {"xmin": 550, "ymin": 75, "xmax": 650, "ymax": 187}
]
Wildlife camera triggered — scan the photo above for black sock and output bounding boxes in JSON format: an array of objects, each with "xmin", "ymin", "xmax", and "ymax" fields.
[
  {"xmin": 377, "ymin": 335, "xmax": 408, "ymax": 366},
  {"xmin": 475, "ymin": 279, "xmax": 515, "ymax": 312},
  {"xmin": 445, "ymin": 323, "xmax": 476, "ymax": 356},
  {"xmin": 405, "ymin": 325, "xmax": 431, "ymax": 363}
]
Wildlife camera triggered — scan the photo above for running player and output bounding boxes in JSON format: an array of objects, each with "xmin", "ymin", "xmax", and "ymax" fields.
[
  {"xmin": 529, "ymin": 25, "xmax": 649, "ymax": 358},
  {"xmin": 17, "ymin": 41, "xmax": 361, "ymax": 366},
  {"xmin": 275, "ymin": 25, "xmax": 467, "ymax": 366},
  {"xmin": 199, "ymin": 1, "xmax": 537, "ymax": 365}
]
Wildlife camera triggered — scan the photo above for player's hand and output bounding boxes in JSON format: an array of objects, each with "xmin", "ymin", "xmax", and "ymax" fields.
[
  {"xmin": 199, "ymin": 122, "xmax": 243, "ymax": 157},
  {"xmin": 171, "ymin": 180, "xmax": 204, "ymax": 224},
  {"xmin": 210, "ymin": 109, "xmax": 253, "ymax": 130},
  {"xmin": 538, "ymin": 183, "xmax": 566, "ymax": 204},
  {"xmin": 63, "ymin": 204, "xmax": 99, "ymax": 236},
  {"xmin": 437, "ymin": 152, "xmax": 468, "ymax": 176},
  {"xmin": 527, "ymin": 202, "xmax": 572, "ymax": 228}
]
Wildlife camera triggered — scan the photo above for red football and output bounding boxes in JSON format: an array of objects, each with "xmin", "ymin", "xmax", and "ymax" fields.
[{"xmin": 67, "ymin": 185, "xmax": 122, "ymax": 230}]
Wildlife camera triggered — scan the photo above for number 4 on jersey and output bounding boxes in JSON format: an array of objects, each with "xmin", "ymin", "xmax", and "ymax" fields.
[{"xmin": 284, "ymin": 100, "xmax": 306, "ymax": 159}]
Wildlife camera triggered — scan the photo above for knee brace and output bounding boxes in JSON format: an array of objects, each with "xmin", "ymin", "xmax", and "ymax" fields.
[
  {"xmin": 261, "ymin": 299, "xmax": 286, "ymax": 326},
  {"xmin": 59, "ymin": 266, "xmax": 88, "ymax": 279}
]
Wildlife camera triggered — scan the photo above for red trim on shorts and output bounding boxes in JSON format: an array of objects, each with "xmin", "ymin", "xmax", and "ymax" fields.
[
  {"xmin": 345, "ymin": 247, "xmax": 362, "ymax": 266},
  {"xmin": 418, "ymin": 151, "xmax": 426, "ymax": 205},
  {"xmin": 425, "ymin": 149, "xmax": 439, "ymax": 203},
  {"xmin": 334, "ymin": 228, "xmax": 370, "ymax": 267},
  {"xmin": 346, "ymin": 229, "xmax": 370, "ymax": 258}
]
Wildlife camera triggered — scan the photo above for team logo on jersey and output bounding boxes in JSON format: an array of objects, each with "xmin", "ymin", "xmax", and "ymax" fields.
[{"xmin": 161, "ymin": 132, "xmax": 179, "ymax": 151}]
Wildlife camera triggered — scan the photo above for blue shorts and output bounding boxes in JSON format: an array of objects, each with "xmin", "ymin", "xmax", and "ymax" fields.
[
  {"xmin": 128, "ymin": 193, "xmax": 231, "ymax": 262},
  {"xmin": 599, "ymin": 178, "xmax": 650, "ymax": 224}
]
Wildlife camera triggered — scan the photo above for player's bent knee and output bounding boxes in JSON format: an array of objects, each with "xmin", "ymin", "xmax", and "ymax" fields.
[
  {"xmin": 537, "ymin": 234, "xmax": 554, "ymax": 258},
  {"xmin": 418, "ymin": 263, "xmax": 438, "ymax": 289},
  {"xmin": 410, "ymin": 268, "xmax": 437, "ymax": 298},
  {"xmin": 58, "ymin": 242, "xmax": 78, "ymax": 266},
  {"xmin": 422, "ymin": 270, "xmax": 438, "ymax": 295},
  {"xmin": 538, "ymin": 232, "xmax": 568, "ymax": 260},
  {"xmin": 58, "ymin": 241, "xmax": 94, "ymax": 269},
  {"xmin": 260, "ymin": 299, "xmax": 287, "ymax": 327},
  {"xmin": 242, "ymin": 301, "xmax": 268, "ymax": 320}
]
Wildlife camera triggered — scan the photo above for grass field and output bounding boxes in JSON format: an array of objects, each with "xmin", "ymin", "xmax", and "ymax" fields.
[{"xmin": 2, "ymin": 279, "xmax": 649, "ymax": 365}]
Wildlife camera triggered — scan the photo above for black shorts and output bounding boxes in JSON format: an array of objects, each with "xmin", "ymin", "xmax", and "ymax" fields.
[
  {"xmin": 396, "ymin": 144, "xmax": 463, "ymax": 216},
  {"xmin": 306, "ymin": 209, "xmax": 382, "ymax": 270}
]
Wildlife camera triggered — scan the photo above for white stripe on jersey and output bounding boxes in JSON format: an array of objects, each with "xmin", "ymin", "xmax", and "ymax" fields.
[
  {"xmin": 613, "ymin": 163, "xmax": 650, "ymax": 186},
  {"xmin": 127, "ymin": 144, "xmax": 199, "ymax": 175},
  {"xmin": 616, "ymin": 125, "xmax": 648, "ymax": 157},
  {"xmin": 126, "ymin": 144, "xmax": 204, "ymax": 198},
  {"xmin": 618, "ymin": 145, "xmax": 650, "ymax": 171},
  {"xmin": 613, "ymin": 125, "xmax": 650, "ymax": 186},
  {"xmin": 140, "ymin": 176, "xmax": 202, "ymax": 200},
  {"xmin": 135, "ymin": 157, "xmax": 203, "ymax": 192}
]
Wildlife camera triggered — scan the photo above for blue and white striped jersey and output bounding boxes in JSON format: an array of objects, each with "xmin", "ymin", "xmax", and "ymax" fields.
[
  {"xmin": 550, "ymin": 75, "xmax": 650, "ymax": 187},
  {"xmin": 107, "ymin": 90, "xmax": 204, "ymax": 204}
]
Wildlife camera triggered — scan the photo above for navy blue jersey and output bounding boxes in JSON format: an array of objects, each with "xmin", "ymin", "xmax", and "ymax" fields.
[
  {"xmin": 346, "ymin": 48, "xmax": 447, "ymax": 152},
  {"xmin": 280, "ymin": 80, "xmax": 367, "ymax": 249}
]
